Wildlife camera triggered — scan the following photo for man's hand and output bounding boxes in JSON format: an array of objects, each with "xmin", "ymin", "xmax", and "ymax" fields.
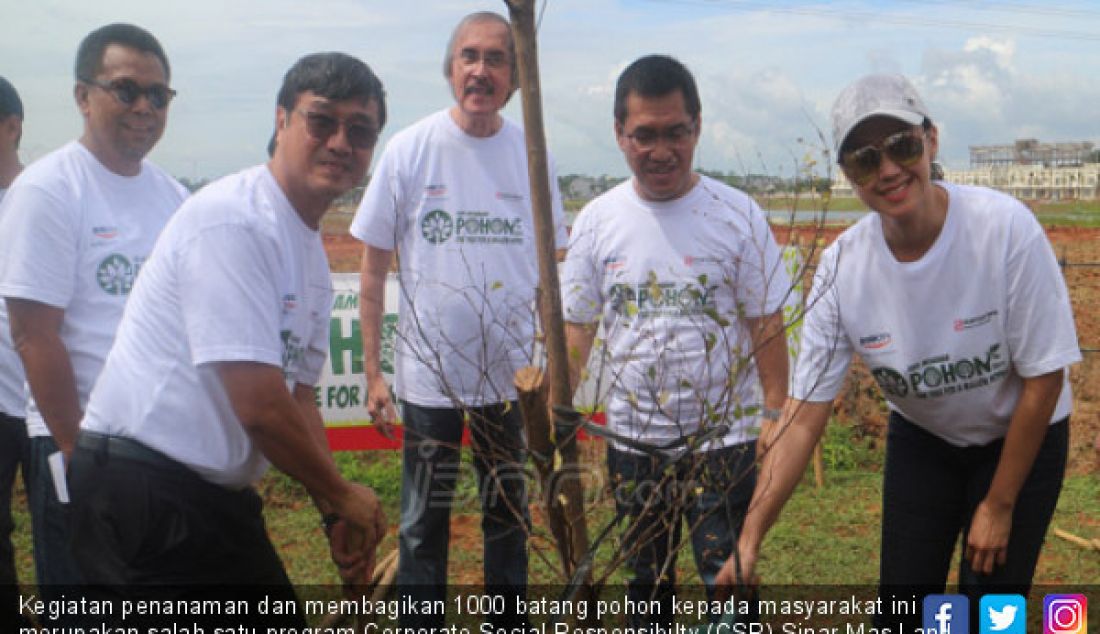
[
  {"xmin": 328, "ymin": 516, "xmax": 381, "ymax": 596},
  {"xmin": 359, "ymin": 244, "xmax": 395, "ymax": 440},
  {"xmin": 329, "ymin": 481, "xmax": 387, "ymax": 588},
  {"xmin": 366, "ymin": 374, "xmax": 397, "ymax": 440},
  {"xmin": 715, "ymin": 538, "xmax": 760, "ymax": 602},
  {"xmin": 965, "ymin": 498, "xmax": 1012, "ymax": 575}
]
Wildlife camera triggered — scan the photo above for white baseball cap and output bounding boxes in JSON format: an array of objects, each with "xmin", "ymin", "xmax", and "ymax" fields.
[{"xmin": 831, "ymin": 74, "xmax": 930, "ymax": 156}]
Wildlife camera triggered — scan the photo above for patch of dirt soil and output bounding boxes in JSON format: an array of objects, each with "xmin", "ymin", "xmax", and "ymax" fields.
[{"xmin": 324, "ymin": 233, "xmax": 364, "ymax": 273}]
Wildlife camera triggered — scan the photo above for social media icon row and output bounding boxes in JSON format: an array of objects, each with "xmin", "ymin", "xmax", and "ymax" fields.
[{"xmin": 921, "ymin": 593, "xmax": 1087, "ymax": 634}]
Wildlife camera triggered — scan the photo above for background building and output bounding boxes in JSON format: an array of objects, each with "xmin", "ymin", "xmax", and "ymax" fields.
[{"xmin": 832, "ymin": 138, "xmax": 1100, "ymax": 201}]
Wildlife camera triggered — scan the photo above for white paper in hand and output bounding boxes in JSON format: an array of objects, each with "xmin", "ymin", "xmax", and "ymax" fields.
[{"xmin": 47, "ymin": 451, "xmax": 70, "ymax": 504}]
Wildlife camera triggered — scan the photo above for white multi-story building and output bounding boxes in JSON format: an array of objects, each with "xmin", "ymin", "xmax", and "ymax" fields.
[{"xmin": 943, "ymin": 164, "xmax": 1100, "ymax": 200}]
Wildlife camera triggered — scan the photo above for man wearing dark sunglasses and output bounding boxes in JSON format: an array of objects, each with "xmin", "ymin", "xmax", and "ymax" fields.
[
  {"xmin": 352, "ymin": 11, "xmax": 566, "ymax": 631},
  {"xmin": 0, "ymin": 24, "xmax": 186, "ymax": 623},
  {"xmin": 66, "ymin": 53, "xmax": 387, "ymax": 628}
]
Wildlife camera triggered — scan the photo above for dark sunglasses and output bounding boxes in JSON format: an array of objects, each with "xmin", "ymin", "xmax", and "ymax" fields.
[
  {"xmin": 297, "ymin": 110, "xmax": 378, "ymax": 150},
  {"xmin": 839, "ymin": 130, "xmax": 925, "ymax": 186},
  {"xmin": 82, "ymin": 78, "xmax": 176, "ymax": 110}
]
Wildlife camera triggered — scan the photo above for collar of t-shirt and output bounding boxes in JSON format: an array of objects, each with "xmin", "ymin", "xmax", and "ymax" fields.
[
  {"xmin": 259, "ymin": 164, "xmax": 321, "ymax": 236},
  {"xmin": 441, "ymin": 109, "xmax": 509, "ymax": 148},
  {"xmin": 626, "ymin": 175, "xmax": 705, "ymax": 214},
  {"xmin": 73, "ymin": 141, "xmax": 154, "ymax": 191},
  {"xmin": 871, "ymin": 181, "xmax": 958, "ymax": 273}
]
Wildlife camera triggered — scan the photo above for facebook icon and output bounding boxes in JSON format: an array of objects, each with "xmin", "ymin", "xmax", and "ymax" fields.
[{"xmin": 924, "ymin": 595, "xmax": 970, "ymax": 634}]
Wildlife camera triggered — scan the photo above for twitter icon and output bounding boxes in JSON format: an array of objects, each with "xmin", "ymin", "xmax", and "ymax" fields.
[{"xmin": 981, "ymin": 595, "xmax": 1026, "ymax": 634}]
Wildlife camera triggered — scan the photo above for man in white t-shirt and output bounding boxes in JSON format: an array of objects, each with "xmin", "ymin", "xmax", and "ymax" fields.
[
  {"xmin": 351, "ymin": 11, "xmax": 565, "ymax": 628},
  {"xmin": 0, "ymin": 25, "xmax": 186, "ymax": 617},
  {"xmin": 0, "ymin": 74, "xmax": 32, "ymax": 630},
  {"xmin": 561, "ymin": 55, "xmax": 789, "ymax": 626},
  {"xmin": 67, "ymin": 53, "xmax": 388, "ymax": 627}
]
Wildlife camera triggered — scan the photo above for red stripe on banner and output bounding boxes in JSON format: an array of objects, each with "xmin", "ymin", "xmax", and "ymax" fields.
[
  {"xmin": 325, "ymin": 425, "xmax": 403, "ymax": 451},
  {"xmin": 325, "ymin": 425, "xmax": 474, "ymax": 451},
  {"xmin": 324, "ymin": 410, "xmax": 606, "ymax": 451}
]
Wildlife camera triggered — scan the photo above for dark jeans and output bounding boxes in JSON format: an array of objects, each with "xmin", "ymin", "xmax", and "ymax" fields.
[
  {"xmin": 27, "ymin": 434, "xmax": 83, "ymax": 624},
  {"xmin": 875, "ymin": 412, "xmax": 1068, "ymax": 631},
  {"xmin": 397, "ymin": 400, "xmax": 530, "ymax": 629},
  {"xmin": 67, "ymin": 431, "xmax": 304, "ymax": 629},
  {"xmin": 608, "ymin": 440, "xmax": 756, "ymax": 627},
  {"xmin": 0, "ymin": 413, "xmax": 31, "ymax": 629}
]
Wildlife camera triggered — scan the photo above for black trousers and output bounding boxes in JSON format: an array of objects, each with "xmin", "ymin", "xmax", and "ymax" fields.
[
  {"xmin": 0, "ymin": 412, "xmax": 31, "ymax": 629},
  {"xmin": 875, "ymin": 412, "xmax": 1068, "ymax": 631},
  {"xmin": 67, "ymin": 431, "xmax": 306, "ymax": 629}
]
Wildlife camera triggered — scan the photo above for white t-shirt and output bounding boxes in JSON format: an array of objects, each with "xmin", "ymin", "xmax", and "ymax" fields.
[
  {"xmin": 561, "ymin": 176, "xmax": 790, "ymax": 451},
  {"xmin": 0, "ymin": 142, "xmax": 187, "ymax": 436},
  {"xmin": 792, "ymin": 182, "xmax": 1080, "ymax": 446},
  {"xmin": 0, "ymin": 186, "xmax": 25, "ymax": 418},
  {"xmin": 82, "ymin": 165, "xmax": 332, "ymax": 489},
  {"xmin": 351, "ymin": 110, "xmax": 567, "ymax": 407}
]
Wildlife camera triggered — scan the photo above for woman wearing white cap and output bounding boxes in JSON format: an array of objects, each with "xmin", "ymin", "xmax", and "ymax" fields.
[{"xmin": 718, "ymin": 74, "xmax": 1080, "ymax": 624}]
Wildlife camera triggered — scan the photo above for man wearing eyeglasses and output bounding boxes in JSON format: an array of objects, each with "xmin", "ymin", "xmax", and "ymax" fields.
[
  {"xmin": 63, "ymin": 53, "xmax": 387, "ymax": 625},
  {"xmin": 351, "ymin": 10, "xmax": 566, "ymax": 630},
  {"xmin": 561, "ymin": 55, "xmax": 789, "ymax": 628},
  {"xmin": 0, "ymin": 24, "xmax": 186, "ymax": 615}
]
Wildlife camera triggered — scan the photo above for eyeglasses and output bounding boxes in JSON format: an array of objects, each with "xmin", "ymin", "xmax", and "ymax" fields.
[
  {"xmin": 624, "ymin": 123, "xmax": 696, "ymax": 151},
  {"xmin": 296, "ymin": 110, "xmax": 379, "ymax": 150},
  {"xmin": 458, "ymin": 48, "xmax": 510, "ymax": 69},
  {"xmin": 81, "ymin": 78, "xmax": 176, "ymax": 110},
  {"xmin": 839, "ymin": 130, "xmax": 926, "ymax": 186}
]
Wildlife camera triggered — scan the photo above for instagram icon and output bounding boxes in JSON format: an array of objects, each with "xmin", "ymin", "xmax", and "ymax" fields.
[{"xmin": 1044, "ymin": 595, "xmax": 1088, "ymax": 634}]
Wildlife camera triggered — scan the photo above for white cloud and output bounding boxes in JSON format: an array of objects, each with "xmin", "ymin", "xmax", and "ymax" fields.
[
  {"xmin": 3, "ymin": 1, "xmax": 1099, "ymax": 177},
  {"xmin": 963, "ymin": 36, "xmax": 1017, "ymax": 71}
]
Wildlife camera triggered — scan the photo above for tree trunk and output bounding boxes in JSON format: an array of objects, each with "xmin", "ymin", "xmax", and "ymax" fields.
[{"xmin": 503, "ymin": 0, "xmax": 596, "ymax": 620}]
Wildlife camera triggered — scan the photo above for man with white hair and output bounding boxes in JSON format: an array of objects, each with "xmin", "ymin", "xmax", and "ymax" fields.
[{"xmin": 352, "ymin": 10, "xmax": 566, "ymax": 630}]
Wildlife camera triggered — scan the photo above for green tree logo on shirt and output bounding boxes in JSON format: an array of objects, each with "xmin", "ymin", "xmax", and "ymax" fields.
[
  {"xmin": 871, "ymin": 366, "xmax": 909, "ymax": 398},
  {"xmin": 96, "ymin": 254, "xmax": 135, "ymax": 295},
  {"xmin": 421, "ymin": 209, "xmax": 454, "ymax": 244}
]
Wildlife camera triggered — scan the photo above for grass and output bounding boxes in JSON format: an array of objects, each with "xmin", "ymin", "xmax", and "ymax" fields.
[
  {"xmin": 10, "ymin": 420, "xmax": 1096, "ymax": 593},
  {"xmin": 762, "ymin": 195, "xmax": 868, "ymax": 213},
  {"xmin": 1031, "ymin": 200, "xmax": 1100, "ymax": 227}
]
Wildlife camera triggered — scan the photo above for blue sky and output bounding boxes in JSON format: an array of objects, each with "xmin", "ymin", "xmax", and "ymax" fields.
[{"xmin": 4, "ymin": 0, "xmax": 1100, "ymax": 180}]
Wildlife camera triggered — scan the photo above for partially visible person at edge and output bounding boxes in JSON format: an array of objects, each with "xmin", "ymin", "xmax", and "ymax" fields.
[
  {"xmin": 352, "ymin": 11, "xmax": 566, "ymax": 631},
  {"xmin": 0, "ymin": 24, "xmax": 188, "ymax": 626},
  {"xmin": 0, "ymin": 74, "xmax": 33, "ymax": 630},
  {"xmin": 66, "ymin": 53, "xmax": 388, "ymax": 628},
  {"xmin": 562, "ymin": 54, "xmax": 789, "ymax": 629},
  {"xmin": 719, "ymin": 74, "xmax": 1080, "ymax": 630}
]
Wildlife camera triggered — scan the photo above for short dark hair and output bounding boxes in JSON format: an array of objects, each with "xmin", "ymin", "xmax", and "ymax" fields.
[
  {"xmin": 443, "ymin": 12, "xmax": 517, "ymax": 88},
  {"xmin": 269, "ymin": 52, "xmax": 387, "ymax": 157},
  {"xmin": 0, "ymin": 76, "xmax": 22, "ymax": 120},
  {"xmin": 75, "ymin": 23, "xmax": 171, "ymax": 82},
  {"xmin": 614, "ymin": 55, "xmax": 700, "ymax": 125},
  {"xmin": 276, "ymin": 52, "xmax": 386, "ymax": 128}
]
